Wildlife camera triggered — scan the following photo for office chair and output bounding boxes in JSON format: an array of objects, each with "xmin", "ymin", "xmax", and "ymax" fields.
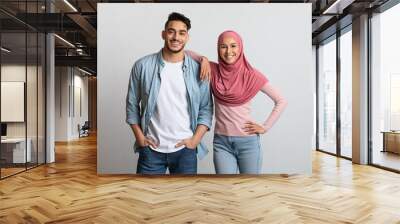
[{"xmin": 79, "ymin": 121, "xmax": 90, "ymax": 138}]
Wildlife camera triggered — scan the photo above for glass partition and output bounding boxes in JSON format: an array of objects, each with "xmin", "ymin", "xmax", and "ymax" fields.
[{"xmin": 0, "ymin": 1, "xmax": 46, "ymax": 179}]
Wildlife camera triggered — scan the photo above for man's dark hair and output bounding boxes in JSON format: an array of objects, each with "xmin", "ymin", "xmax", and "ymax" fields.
[{"xmin": 164, "ymin": 12, "xmax": 191, "ymax": 31}]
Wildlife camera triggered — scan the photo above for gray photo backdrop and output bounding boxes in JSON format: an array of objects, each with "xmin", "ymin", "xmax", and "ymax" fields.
[{"xmin": 98, "ymin": 3, "xmax": 313, "ymax": 174}]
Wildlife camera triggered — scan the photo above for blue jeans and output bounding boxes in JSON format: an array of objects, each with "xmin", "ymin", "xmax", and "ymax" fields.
[
  {"xmin": 136, "ymin": 146, "xmax": 197, "ymax": 174},
  {"xmin": 213, "ymin": 134, "xmax": 262, "ymax": 174}
]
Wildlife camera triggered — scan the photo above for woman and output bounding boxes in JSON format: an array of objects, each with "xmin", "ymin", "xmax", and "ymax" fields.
[{"xmin": 188, "ymin": 30, "xmax": 287, "ymax": 174}]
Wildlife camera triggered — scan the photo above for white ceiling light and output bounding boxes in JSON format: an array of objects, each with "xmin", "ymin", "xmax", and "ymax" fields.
[
  {"xmin": 54, "ymin": 34, "xmax": 75, "ymax": 48},
  {"xmin": 63, "ymin": 0, "xmax": 78, "ymax": 12},
  {"xmin": 1, "ymin": 47, "xmax": 11, "ymax": 53},
  {"xmin": 78, "ymin": 67, "xmax": 92, "ymax": 76},
  {"xmin": 323, "ymin": 0, "xmax": 354, "ymax": 15}
]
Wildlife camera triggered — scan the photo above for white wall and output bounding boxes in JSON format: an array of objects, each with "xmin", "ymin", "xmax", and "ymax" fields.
[
  {"xmin": 312, "ymin": 45, "xmax": 317, "ymax": 150},
  {"xmin": 98, "ymin": 3, "xmax": 314, "ymax": 174},
  {"xmin": 1, "ymin": 66, "xmax": 26, "ymax": 127},
  {"xmin": 55, "ymin": 67, "xmax": 89, "ymax": 141},
  {"xmin": 1, "ymin": 82, "xmax": 24, "ymax": 122},
  {"xmin": 1, "ymin": 65, "xmax": 39, "ymax": 138},
  {"xmin": 55, "ymin": 66, "xmax": 69, "ymax": 141},
  {"xmin": 72, "ymin": 72, "xmax": 89, "ymax": 138}
]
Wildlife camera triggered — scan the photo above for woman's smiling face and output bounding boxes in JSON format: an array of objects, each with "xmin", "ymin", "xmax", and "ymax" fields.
[{"xmin": 218, "ymin": 36, "xmax": 240, "ymax": 64}]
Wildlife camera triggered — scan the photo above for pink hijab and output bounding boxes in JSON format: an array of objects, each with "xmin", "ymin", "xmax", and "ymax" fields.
[{"xmin": 211, "ymin": 30, "xmax": 268, "ymax": 106}]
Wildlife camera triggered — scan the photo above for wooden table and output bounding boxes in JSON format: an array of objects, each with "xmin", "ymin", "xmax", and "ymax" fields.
[
  {"xmin": 1, "ymin": 138, "xmax": 31, "ymax": 164},
  {"xmin": 381, "ymin": 131, "xmax": 400, "ymax": 154}
]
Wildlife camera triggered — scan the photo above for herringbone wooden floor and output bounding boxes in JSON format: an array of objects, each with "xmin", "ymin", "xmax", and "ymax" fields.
[{"xmin": 1, "ymin": 134, "xmax": 400, "ymax": 224}]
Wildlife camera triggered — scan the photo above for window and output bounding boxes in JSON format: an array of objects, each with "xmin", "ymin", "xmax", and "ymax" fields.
[
  {"xmin": 318, "ymin": 36, "xmax": 337, "ymax": 155},
  {"xmin": 340, "ymin": 28, "xmax": 352, "ymax": 158},
  {"xmin": 371, "ymin": 3, "xmax": 400, "ymax": 171}
]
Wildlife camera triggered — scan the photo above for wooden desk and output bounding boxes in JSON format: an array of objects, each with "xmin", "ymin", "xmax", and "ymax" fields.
[
  {"xmin": 1, "ymin": 138, "xmax": 31, "ymax": 163},
  {"xmin": 382, "ymin": 131, "xmax": 400, "ymax": 154}
]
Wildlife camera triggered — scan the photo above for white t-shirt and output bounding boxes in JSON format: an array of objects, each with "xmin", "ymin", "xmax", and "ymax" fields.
[{"xmin": 146, "ymin": 60, "xmax": 193, "ymax": 153}]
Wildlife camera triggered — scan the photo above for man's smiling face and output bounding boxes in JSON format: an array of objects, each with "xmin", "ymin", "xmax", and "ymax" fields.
[{"xmin": 162, "ymin": 20, "xmax": 189, "ymax": 53}]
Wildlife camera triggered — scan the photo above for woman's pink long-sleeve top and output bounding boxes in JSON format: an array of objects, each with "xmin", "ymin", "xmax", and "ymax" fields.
[{"xmin": 214, "ymin": 83, "xmax": 287, "ymax": 136}]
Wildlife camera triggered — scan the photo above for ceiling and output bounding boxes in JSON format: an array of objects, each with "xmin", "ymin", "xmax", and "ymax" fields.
[{"xmin": 0, "ymin": 0, "xmax": 393, "ymax": 75}]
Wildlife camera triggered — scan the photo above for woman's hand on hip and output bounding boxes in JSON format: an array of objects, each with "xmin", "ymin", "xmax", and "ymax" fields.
[{"xmin": 243, "ymin": 121, "xmax": 266, "ymax": 135}]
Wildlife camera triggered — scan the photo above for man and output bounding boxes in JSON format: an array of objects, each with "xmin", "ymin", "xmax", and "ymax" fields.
[{"xmin": 126, "ymin": 12, "xmax": 213, "ymax": 174}]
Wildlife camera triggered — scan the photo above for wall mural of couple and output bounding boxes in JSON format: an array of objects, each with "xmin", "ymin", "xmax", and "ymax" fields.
[{"xmin": 98, "ymin": 3, "xmax": 313, "ymax": 175}]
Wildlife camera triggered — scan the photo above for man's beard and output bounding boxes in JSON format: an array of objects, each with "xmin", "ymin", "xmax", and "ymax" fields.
[{"xmin": 165, "ymin": 40, "xmax": 185, "ymax": 53}]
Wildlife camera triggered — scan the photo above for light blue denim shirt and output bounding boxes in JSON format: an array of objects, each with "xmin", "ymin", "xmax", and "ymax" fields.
[{"xmin": 126, "ymin": 49, "xmax": 213, "ymax": 159}]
